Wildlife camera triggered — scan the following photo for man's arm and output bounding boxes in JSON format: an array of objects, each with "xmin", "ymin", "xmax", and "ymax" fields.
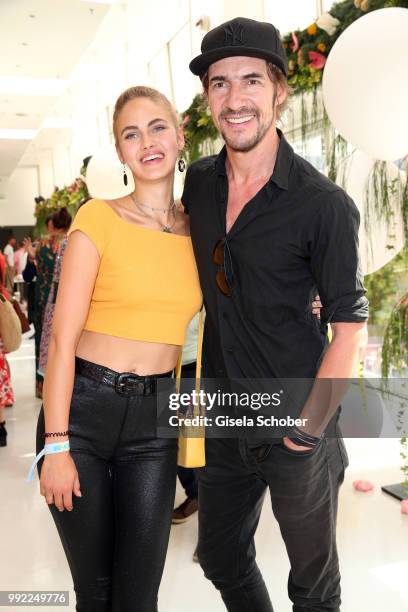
[
  {"xmin": 284, "ymin": 322, "xmax": 368, "ymax": 452},
  {"xmin": 317, "ymin": 322, "xmax": 366, "ymax": 378},
  {"xmin": 4, "ymin": 245, "xmax": 14, "ymax": 267},
  {"xmin": 284, "ymin": 189, "xmax": 369, "ymax": 451}
]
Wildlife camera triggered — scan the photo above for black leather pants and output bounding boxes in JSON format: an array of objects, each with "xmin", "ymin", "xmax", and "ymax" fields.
[{"xmin": 36, "ymin": 360, "xmax": 178, "ymax": 612}]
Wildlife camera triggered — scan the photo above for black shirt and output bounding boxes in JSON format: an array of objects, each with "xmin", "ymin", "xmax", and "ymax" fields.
[{"xmin": 182, "ymin": 129, "xmax": 369, "ymax": 382}]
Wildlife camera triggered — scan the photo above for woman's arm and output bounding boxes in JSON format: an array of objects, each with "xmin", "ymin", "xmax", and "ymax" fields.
[
  {"xmin": 42, "ymin": 229, "xmax": 100, "ymax": 430},
  {"xmin": 40, "ymin": 230, "xmax": 100, "ymax": 512}
]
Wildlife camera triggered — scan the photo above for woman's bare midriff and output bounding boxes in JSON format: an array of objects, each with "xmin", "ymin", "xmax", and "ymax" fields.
[{"xmin": 75, "ymin": 329, "xmax": 181, "ymax": 375}]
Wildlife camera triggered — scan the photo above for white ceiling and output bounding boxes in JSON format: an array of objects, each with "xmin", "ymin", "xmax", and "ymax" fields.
[{"xmin": 0, "ymin": 0, "xmax": 113, "ymax": 193}]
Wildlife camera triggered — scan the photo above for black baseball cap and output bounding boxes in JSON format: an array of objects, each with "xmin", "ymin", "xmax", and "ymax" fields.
[{"xmin": 189, "ymin": 17, "xmax": 288, "ymax": 78}]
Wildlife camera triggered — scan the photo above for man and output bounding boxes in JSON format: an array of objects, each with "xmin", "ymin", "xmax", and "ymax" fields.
[
  {"xmin": 14, "ymin": 240, "xmax": 28, "ymax": 276},
  {"xmin": 3, "ymin": 234, "xmax": 16, "ymax": 294},
  {"xmin": 182, "ymin": 17, "xmax": 368, "ymax": 612}
]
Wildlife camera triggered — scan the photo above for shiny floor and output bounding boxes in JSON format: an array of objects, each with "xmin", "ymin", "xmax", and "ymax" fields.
[{"xmin": 1, "ymin": 339, "xmax": 407, "ymax": 611}]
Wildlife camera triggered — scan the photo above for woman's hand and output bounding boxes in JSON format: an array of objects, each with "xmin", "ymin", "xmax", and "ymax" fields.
[
  {"xmin": 23, "ymin": 237, "xmax": 36, "ymax": 259},
  {"xmin": 40, "ymin": 452, "xmax": 82, "ymax": 512}
]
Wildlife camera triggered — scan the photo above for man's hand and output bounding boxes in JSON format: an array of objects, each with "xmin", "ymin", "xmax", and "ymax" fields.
[
  {"xmin": 312, "ymin": 294, "xmax": 322, "ymax": 319},
  {"xmin": 282, "ymin": 436, "xmax": 314, "ymax": 453}
]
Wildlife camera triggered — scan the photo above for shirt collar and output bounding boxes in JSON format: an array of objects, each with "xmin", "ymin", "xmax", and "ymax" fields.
[
  {"xmin": 213, "ymin": 128, "xmax": 293, "ymax": 194},
  {"xmin": 213, "ymin": 145, "xmax": 227, "ymax": 176}
]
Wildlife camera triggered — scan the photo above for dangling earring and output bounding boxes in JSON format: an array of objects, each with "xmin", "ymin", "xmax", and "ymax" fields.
[
  {"xmin": 123, "ymin": 164, "xmax": 128, "ymax": 186},
  {"xmin": 178, "ymin": 158, "xmax": 186, "ymax": 173}
]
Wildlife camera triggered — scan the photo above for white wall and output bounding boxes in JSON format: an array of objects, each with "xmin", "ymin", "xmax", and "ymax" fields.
[
  {"xmin": 1, "ymin": 166, "xmax": 38, "ymax": 226},
  {"xmin": 224, "ymin": 0, "xmax": 264, "ymax": 20},
  {"xmin": 264, "ymin": 0, "xmax": 319, "ymax": 34}
]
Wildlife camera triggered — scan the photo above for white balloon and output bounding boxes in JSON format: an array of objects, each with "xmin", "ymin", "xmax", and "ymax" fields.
[
  {"xmin": 323, "ymin": 8, "xmax": 408, "ymax": 161},
  {"xmin": 336, "ymin": 149, "xmax": 405, "ymax": 275},
  {"xmin": 86, "ymin": 145, "xmax": 134, "ymax": 199}
]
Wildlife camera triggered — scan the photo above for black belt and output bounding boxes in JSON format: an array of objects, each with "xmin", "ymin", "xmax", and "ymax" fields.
[{"xmin": 75, "ymin": 357, "xmax": 173, "ymax": 397}]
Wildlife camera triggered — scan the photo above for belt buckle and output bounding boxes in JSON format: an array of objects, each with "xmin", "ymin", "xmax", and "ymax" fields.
[{"xmin": 115, "ymin": 373, "xmax": 145, "ymax": 396}]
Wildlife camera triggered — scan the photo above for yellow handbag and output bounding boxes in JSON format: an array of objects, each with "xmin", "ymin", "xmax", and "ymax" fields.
[{"xmin": 175, "ymin": 307, "xmax": 206, "ymax": 468}]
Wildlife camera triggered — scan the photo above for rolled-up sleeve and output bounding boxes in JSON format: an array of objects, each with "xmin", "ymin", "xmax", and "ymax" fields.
[{"xmin": 310, "ymin": 189, "xmax": 369, "ymax": 324}]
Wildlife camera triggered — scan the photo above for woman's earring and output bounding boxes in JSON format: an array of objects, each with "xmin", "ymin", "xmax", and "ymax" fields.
[
  {"xmin": 123, "ymin": 164, "xmax": 128, "ymax": 186},
  {"xmin": 178, "ymin": 158, "xmax": 186, "ymax": 173}
]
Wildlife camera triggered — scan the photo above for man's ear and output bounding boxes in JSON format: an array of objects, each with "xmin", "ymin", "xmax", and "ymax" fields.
[{"xmin": 276, "ymin": 83, "xmax": 287, "ymax": 108}]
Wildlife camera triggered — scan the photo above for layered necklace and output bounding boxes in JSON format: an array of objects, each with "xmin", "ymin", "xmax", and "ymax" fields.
[{"xmin": 130, "ymin": 193, "xmax": 177, "ymax": 233}]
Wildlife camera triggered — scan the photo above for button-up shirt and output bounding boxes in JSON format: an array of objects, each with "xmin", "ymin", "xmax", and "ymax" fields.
[{"xmin": 182, "ymin": 129, "xmax": 369, "ymax": 383}]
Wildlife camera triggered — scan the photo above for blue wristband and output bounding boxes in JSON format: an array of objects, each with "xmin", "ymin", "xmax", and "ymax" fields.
[{"xmin": 27, "ymin": 440, "xmax": 70, "ymax": 482}]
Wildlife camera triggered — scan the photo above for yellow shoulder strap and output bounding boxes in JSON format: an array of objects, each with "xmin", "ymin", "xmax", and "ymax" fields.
[{"xmin": 175, "ymin": 306, "xmax": 205, "ymax": 393}]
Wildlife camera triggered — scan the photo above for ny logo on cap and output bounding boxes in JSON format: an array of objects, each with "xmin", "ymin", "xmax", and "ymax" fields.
[{"xmin": 224, "ymin": 23, "xmax": 244, "ymax": 46}]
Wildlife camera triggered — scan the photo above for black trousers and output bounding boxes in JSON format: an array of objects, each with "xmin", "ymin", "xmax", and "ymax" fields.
[
  {"xmin": 36, "ymin": 362, "xmax": 178, "ymax": 612},
  {"xmin": 197, "ymin": 429, "xmax": 348, "ymax": 612}
]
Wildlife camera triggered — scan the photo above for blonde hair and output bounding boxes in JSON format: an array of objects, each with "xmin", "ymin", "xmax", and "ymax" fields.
[{"xmin": 113, "ymin": 86, "xmax": 180, "ymax": 143}]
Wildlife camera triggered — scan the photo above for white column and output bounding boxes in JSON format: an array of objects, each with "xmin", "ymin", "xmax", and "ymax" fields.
[{"xmin": 37, "ymin": 149, "xmax": 55, "ymax": 197}]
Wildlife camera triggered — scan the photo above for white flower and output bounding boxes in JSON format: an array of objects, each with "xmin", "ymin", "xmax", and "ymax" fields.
[{"xmin": 316, "ymin": 12, "xmax": 340, "ymax": 36}]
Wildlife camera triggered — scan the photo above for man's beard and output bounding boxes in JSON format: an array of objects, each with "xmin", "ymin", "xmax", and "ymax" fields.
[{"xmin": 221, "ymin": 114, "xmax": 274, "ymax": 152}]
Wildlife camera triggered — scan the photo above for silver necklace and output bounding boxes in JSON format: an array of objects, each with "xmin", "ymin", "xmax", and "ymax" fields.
[
  {"xmin": 130, "ymin": 193, "xmax": 177, "ymax": 233},
  {"xmin": 131, "ymin": 194, "xmax": 176, "ymax": 213}
]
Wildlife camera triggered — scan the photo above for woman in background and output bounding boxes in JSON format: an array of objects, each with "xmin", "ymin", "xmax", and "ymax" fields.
[
  {"xmin": 0, "ymin": 251, "xmax": 15, "ymax": 447},
  {"xmin": 0, "ymin": 343, "xmax": 14, "ymax": 447},
  {"xmin": 38, "ymin": 208, "xmax": 72, "ymax": 378},
  {"xmin": 25, "ymin": 214, "xmax": 65, "ymax": 398},
  {"xmin": 0, "ymin": 251, "xmax": 10, "ymax": 301}
]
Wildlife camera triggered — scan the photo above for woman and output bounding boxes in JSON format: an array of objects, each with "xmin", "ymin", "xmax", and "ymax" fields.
[
  {"xmin": 0, "ymin": 251, "xmax": 15, "ymax": 447},
  {"xmin": 32, "ymin": 86, "xmax": 202, "ymax": 612},
  {"xmin": 0, "ymin": 251, "xmax": 10, "ymax": 301},
  {"xmin": 38, "ymin": 207, "xmax": 72, "ymax": 378},
  {"xmin": 24, "ymin": 216, "xmax": 62, "ymax": 398},
  {"xmin": 0, "ymin": 339, "xmax": 15, "ymax": 447}
]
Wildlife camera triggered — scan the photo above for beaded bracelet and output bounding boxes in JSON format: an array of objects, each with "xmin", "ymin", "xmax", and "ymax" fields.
[
  {"xmin": 289, "ymin": 425, "xmax": 324, "ymax": 448},
  {"xmin": 43, "ymin": 430, "xmax": 72, "ymax": 438}
]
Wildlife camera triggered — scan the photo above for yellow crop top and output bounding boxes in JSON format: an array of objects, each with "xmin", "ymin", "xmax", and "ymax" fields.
[{"xmin": 67, "ymin": 199, "xmax": 202, "ymax": 345}]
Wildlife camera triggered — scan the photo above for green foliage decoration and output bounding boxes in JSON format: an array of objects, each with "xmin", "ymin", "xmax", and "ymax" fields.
[
  {"xmin": 364, "ymin": 250, "xmax": 406, "ymax": 326},
  {"xmin": 381, "ymin": 292, "xmax": 408, "ymax": 493},
  {"xmin": 282, "ymin": 0, "xmax": 408, "ymax": 95},
  {"xmin": 34, "ymin": 178, "xmax": 89, "ymax": 237},
  {"xmin": 181, "ymin": 94, "xmax": 218, "ymax": 165},
  {"xmin": 382, "ymin": 293, "xmax": 408, "ymax": 379}
]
